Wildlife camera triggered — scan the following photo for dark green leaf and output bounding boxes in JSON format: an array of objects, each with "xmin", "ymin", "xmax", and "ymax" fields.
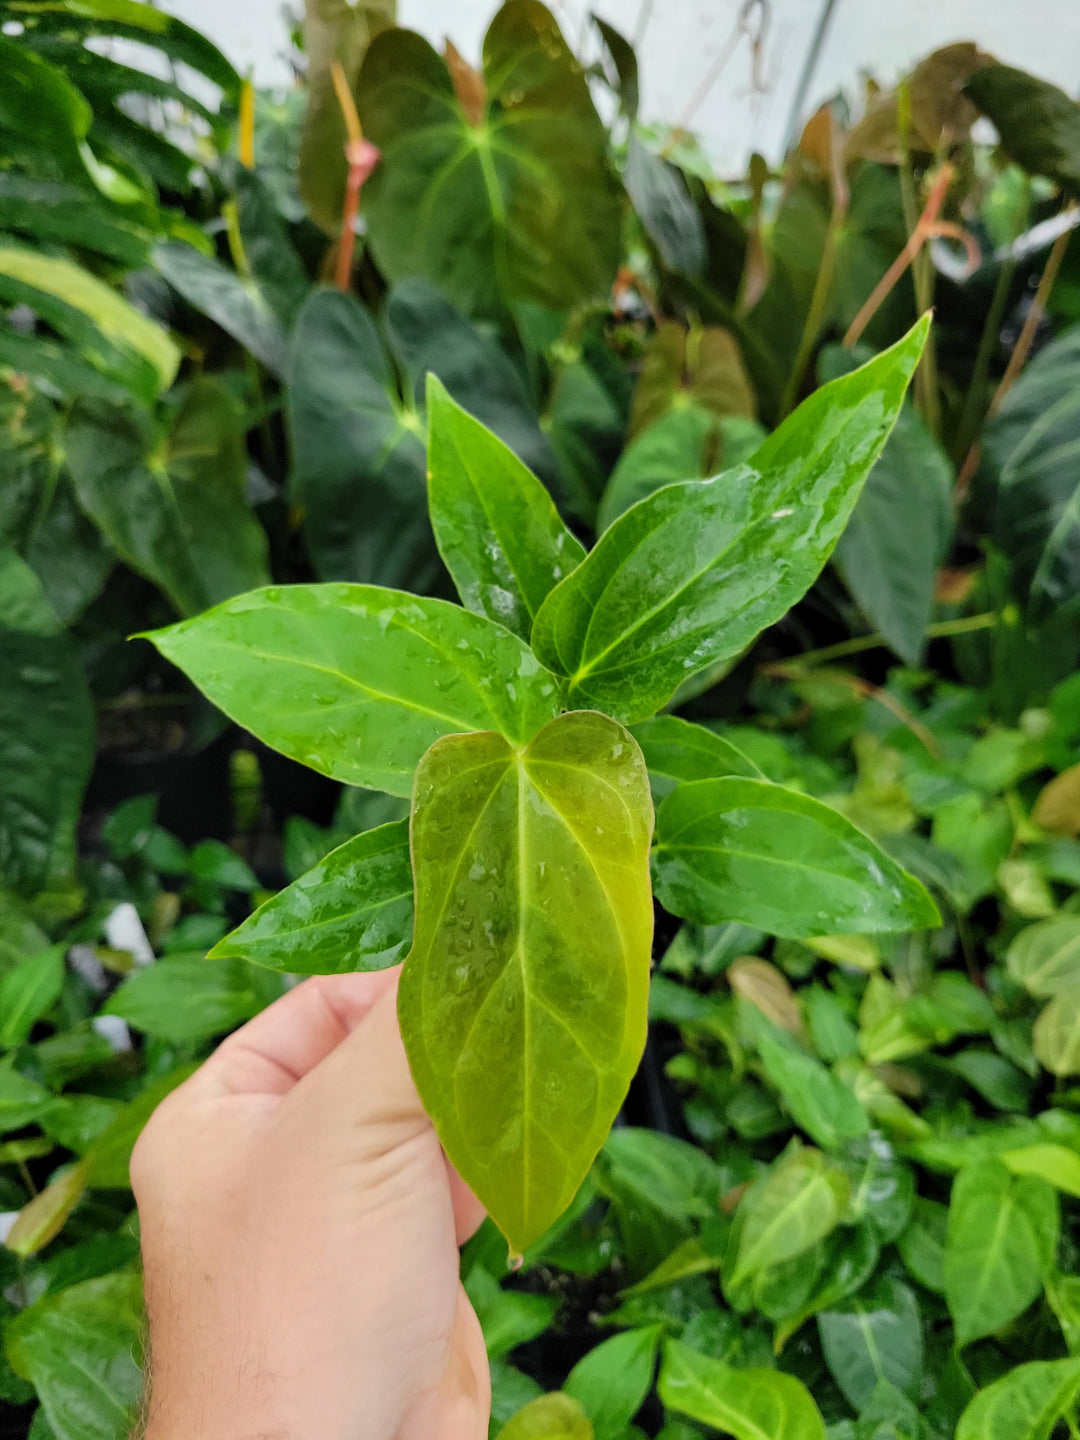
[
  {"xmin": 898, "ymin": 1198, "xmax": 948, "ymax": 1293},
  {"xmin": 658, "ymin": 1339, "xmax": 826, "ymax": 1440},
  {"xmin": 652, "ymin": 777, "xmax": 940, "ymax": 938},
  {"xmin": 463, "ymin": 1265, "xmax": 558, "ymax": 1360},
  {"xmin": 154, "ymin": 240, "xmax": 287, "ymax": 376},
  {"xmin": 426, "ymin": 375, "xmax": 585, "ymax": 640},
  {"xmin": 0, "ymin": 551, "xmax": 95, "ymax": 897},
  {"xmin": 531, "ymin": 318, "xmax": 930, "ymax": 721},
  {"xmin": 744, "ymin": 1010, "xmax": 869, "ymax": 1149},
  {"xmin": 142, "ymin": 583, "xmax": 563, "ymax": 797},
  {"xmin": 66, "ymin": 380, "xmax": 270, "ymax": 617},
  {"xmin": 818, "ymin": 1277, "xmax": 924, "ymax": 1411},
  {"xmin": 965, "ymin": 66, "xmax": 1080, "ymax": 191},
  {"xmin": 944, "ymin": 1159, "xmax": 1059, "ymax": 1346},
  {"xmin": 823, "ymin": 348, "xmax": 953, "ymax": 666},
  {"xmin": 632, "ymin": 716, "xmax": 762, "ymax": 801},
  {"xmin": 592, "ymin": 15, "xmax": 638, "ymax": 119},
  {"xmin": 211, "ymin": 821, "xmax": 413, "ymax": 975},
  {"xmin": 399, "ymin": 711, "xmax": 654, "ymax": 1254},
  {"xmin": 626, "ymin": 137, "xmax": 705, "ymax": 277},
  {"xmin": 564, "ymin": 1327, "xmax": 661, "ymax": 1440},
  {"xmin": 357, "ymin": 3, "xmax": 621, "ymax": 318},
  {"xmin": 0, "ymin": 1061, "xmax": 53, "ymax": 1134},
  {"xmin": 983, "ymin": 326, "xmax": 1080, "ymax": 622}
]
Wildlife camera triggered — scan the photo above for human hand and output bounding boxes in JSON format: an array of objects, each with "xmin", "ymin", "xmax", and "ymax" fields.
[{"xmin": 131, "ymin": 966, "xmax": 490, "ymax": 1440}]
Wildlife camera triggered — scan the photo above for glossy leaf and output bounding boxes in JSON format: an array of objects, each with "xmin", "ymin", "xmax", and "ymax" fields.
[
  {"xmin": 818, "ymin": 1276, "xmax": 923, "ymax": 1411},
  {"xmin": 983, "ymin": 326, "xmax": 1080, "ymax": 622},
  {"xmin": 500, "ymin": 1394, "xmax": 594, "ymax": 1440},
  {"xmin": 101, "ymin": 955, "xmax": 268, "ymax": 1043},
  {"xmin": 426, "ymin": 375, "xmax": 585, "ymax": 640},
  {"xmin": 531, "ymin": 317, "xmax": 930, "ymax": 721},
  {"xmin": 956, "ymin": 1357, "xmax": 1080, "ymax": 1440},
  {"xmin": 564, "ymin": 1327, "xmax": 661, "ymax": 1440},
  {"xmin": 0, "ymin": 1062, "xmax": 53, "ymax": 1134},
  {"xmin": 728, "ymin": 1147, "xmax": 849, "ymax": 1288},
  {"xmin": 631, "ymin": 716, "xmax": 762, "ymax": 801},
  {"xmin": 398, "ymin": 711, "xmax": 654, "ymax": 1254},
  {"xmin": 0, "ymin": 244, "xmax": 178, "ymax": 402},
  {"xmin": 746, "ymin": 1012, "xmax": 870, "ymax": 1150},
  {"xmin": 944, "ymin": 1159, "xmax": 1059, "ymax": 1346},
  {"xmin": 822, "ymin": 347, "xmax": 953, "ymax": 665},
  {"xmin": 210, "ymin": 821, "xmax": 413, "ymax": 975},
  {"xmin": 357, "ymin": 2, "xmax": 621, "ymax": 318},
  {"xmin": 965, "ymin": 66, "xmax": 1080, "ymax": 192},
  {"xmin": 66, "ymin": 380, "xmax": 270, "ymax": 617},
  {"xmin": 0, "ymin": 945, "xmax": 65, "ymax": 1048},
  {"xmin": 597, "ymin": 406, "xmax": 766, "ymax": 532},
  {"xmin": 3, "ymin": 1161, "xmax": 88, "ymax": 1257},
  {"xmin": 658, "ymin": 1339, "xmax": 826, "ymax": 1440},
  {"xmin": 1007, "ymin": 917, "xmax": 1080, "ymax": 997},
  {"xmin": 652, "ymin": 777, "xmax": 940, "ymax": 938},
  {"xmin": 141, "ymin": 583, "xmax": 562, "ymax": 797},
  {"xmin": 625, "ymin": 138, "xmax": 705, "ymax": 277},
  {"xmin": 5, "ymin": 1271, "xmax": 144, "ymax": 1440},
  {"xmin": 631, "ymin": 322, "xmax": 754, "ymax": 436}
]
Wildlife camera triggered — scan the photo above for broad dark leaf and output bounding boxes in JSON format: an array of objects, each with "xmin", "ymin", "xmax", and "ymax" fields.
[
  {"xmin": 357, "ymin": 2, "xmax": 622, "ymax": 318},
  {"xmin": 965, "ymin": 66, "xmax": 1080, "ymax": 192}
]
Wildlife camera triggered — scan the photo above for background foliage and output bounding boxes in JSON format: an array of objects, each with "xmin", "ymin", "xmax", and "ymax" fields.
[{"xmin": 2, "ymin": 2, "xmax": 1080, "ymax": 1437}]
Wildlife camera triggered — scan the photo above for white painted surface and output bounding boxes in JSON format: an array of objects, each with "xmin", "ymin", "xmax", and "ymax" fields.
[{"xmin": 161, "ymin": 0, "xmax": 1080, "ymax": 173}]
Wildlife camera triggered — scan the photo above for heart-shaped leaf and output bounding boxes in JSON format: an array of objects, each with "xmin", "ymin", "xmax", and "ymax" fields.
[
  {"xmin": 142, "ymin": 584, "xmax": 563, "ymax": 796},
  {"xmin": 356, "ymin": 1, "xmax": 622, "ymax": 318},
  {"xmin": 211, "ymin": 821, "xmax": 413, "ymax": 974},
  {"xmin": 631, "ymin": 715, "xmax": 762, "ymax": 801},
  {"xmin": 531, "ymin": 316, "xmax": 929, "ymax": 722},
  {"xmin": 398, "ymin": 710, "xmax": 654, "ymax": 1254},
  {"xmin": 66, "ymin": 380, "xmax": 270, "ymax": 617},
  {"xmin": 652, "ymin": 777, "xmax": 939, "ymax": 938},
  {"xmin": 965, "ymin": 66, "xmax": 1080, "ymax": 192},
  {"xmin": 1007, "ymin": 917, "xmax": 1080, "ymax": 997}
]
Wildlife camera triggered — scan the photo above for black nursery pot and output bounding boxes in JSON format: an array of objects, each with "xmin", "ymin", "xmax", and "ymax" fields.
[{"xmin": 86, "ymin": 724, "xmax": 237, "ymax": 845}]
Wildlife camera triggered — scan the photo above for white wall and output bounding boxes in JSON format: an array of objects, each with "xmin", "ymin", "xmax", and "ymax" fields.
[{"xmin": 161, "ymin": 0, "xmax": 1080, "ymax": 174}]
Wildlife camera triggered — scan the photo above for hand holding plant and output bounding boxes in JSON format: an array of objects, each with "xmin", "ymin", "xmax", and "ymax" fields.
[{"xmin": 132, "ymin": 969, "xmax": 489, "ymax": 1440}]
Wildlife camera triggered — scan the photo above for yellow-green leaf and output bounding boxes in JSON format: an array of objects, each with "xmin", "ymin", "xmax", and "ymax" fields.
[{"xmin": 399, "ymin": 711, "xmax": 654, "ymax": 1255}]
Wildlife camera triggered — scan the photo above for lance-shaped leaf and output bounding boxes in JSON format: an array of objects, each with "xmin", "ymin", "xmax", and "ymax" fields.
[
  {"xmin": 652, "ymin": 777, "xmax": 939, "ymax": 938},
  {"xmin": 426, "ymin": 375, "xmax": 585, "ymax": 640},
  {"xmin": 531, "ymin": 317, "xmax": 930, "ymax": 722},
  {"xmin": 631, "ymin": 715, "xmax": 762, "ymax": 802},
  {"xmin": 211, "ymin": 821, "xmax": 413, "ymax": 975},
  {"xmin": 141, "ymin": 584, "xmax": 563, "ymax": 797},
  {"xmin": 398, "ymin": 711, "xmax": 654, "ymax": 1254},
  {"xmin": 658, "ymin": 1339, "xmax": 826, "ymax": 1440}
]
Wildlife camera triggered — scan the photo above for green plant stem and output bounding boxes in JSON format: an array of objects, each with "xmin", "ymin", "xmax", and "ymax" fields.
[
  {"xmin": 17, "ymin": 1159, "xmax": 37, "ymax": 1197},
  {"xmin": 787, "ymin": 611, "xmax": 998, "ymax": 668},
  {"xmin": 951, "ymin": 253, "xmax": 1017, "ymax": 466},
  {"xmin": 779, "ymin": 200, "xmax": 845, "ymax": 418}
]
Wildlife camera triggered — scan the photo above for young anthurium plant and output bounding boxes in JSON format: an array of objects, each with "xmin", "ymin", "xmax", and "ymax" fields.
[{"xmin": 142, "ymin": 311, "xmax": 939, "ymax": 1257}]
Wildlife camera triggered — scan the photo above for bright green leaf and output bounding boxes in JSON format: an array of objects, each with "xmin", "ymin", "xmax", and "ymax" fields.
[
  {"xmin": 102, "ymin": 955, "xmax": 266, "ymax": 1044},
  {"xmin": 1007, "ymin": 917, "xmax": 1080, "ymax": 997},
  {"xmin": 944, "ymin": 1159, "xmax": 1059, "ymax": 1346},
  {"xmin": 463, "ymin": 1265, "xmax": 558, "ymax": 1360},
  {"xmin": 631, "ymin": 716, "xmax": 762, "ymax": 801},
  {"xmin": 426, "ymin": 375, "xmax": 585, "ymax": 640},
  {"xmin": 531, "ymin": 317, "xmax": 930, "ymax": 721},
  {"xmin": 564, "ymin": 1327, "xmax": 661, "ymax": 1440},
  {"xmin": 1034, "ymin": 988, "xmax": 1080, "ymax": 1076},
  {"xmin": 652, "ymin": 777, "xmax": 939, "ymax": 938},
  {"xmin": 729, "ymin": 1147, "xmax": 849, "ymax": 1288},
  {"xmin": 658, "ymin": 1338, "xmax": 826, "ymax": 1440},
  {"xmin": 0, "ymin": 946, "xmax": 65, "ymax": 1049},
  {"xmin": 398, "ymin": 711, "xmax": 654, "ymax": 1255},
  {"xmin": 955, "ymin": 1357, "xmax": 1080, "ymax": 1440},
  {"xmin": 500, "ymin": 1393, "xmax": 595, "ymax": 1440},
  {"xmin": 212, "ymin": 821, "xmax": 413, "ymax": 975},
  {"xmin": 140, "ymin": 583, "xmax": 563, "ymax": 797}
]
